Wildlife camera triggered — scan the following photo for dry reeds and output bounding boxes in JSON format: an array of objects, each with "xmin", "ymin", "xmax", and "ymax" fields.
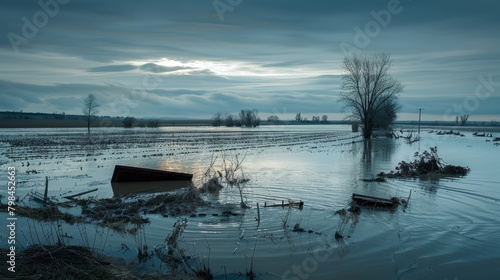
[{"xmin": 155, "ymin": 218, "xmax": 191, "ymax": 272}]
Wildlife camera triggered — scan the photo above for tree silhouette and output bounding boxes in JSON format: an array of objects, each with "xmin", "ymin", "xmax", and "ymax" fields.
[
  {"xmin": 340, "ymin": 53, "xmax": 403, "ymax": 138},
  {"xmin": 82, "ymin": 94, "xmax": 100, "ymax": 138}
]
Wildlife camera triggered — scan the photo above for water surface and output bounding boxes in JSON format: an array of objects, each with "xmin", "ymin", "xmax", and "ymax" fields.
[{"xmin": 1, "ymin": 125, "xmax": 499, "ymax": 279}]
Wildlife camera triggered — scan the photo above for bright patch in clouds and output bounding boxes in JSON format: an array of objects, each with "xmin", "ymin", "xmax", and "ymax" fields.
[{"xmin": 131, "ymin": 57, "xmax": 337, "ymax": 79}]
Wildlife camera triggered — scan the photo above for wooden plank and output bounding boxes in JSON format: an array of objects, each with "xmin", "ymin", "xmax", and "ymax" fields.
[
  {"xmin": 352, "ymin": 193, "xmax": 393, "ymax": 202},
  {"xmin": 263, "ymin": 200, "xmax": 304, "ymax": 208},
  {"xmin": 30, "ymin": 191, "xmax": 55, "ymax": 205},
  {"xmin": 111, "ymin": 165, "xmax": 193, "ymax": 183},
  {"xmin": 352, "ymin": 193, "xmax": 397, "ymax": 207},
  {"xmin": 64, "ymin": 188, "xmax": 98, "ymax": 199}
]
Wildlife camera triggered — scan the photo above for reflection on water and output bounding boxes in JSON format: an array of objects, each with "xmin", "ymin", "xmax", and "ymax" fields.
[
  {"xmin": 335, "ymin": 210, "xmax": 360, "ymax": 259},
  {"xmin": 351, "ymin": 138, "xmax": 399, "ymax": 182},
  {"xmin": 335, "ymin": 235, "xmax": 350, "ymax": 259},
  {"xmin": 361, "ymin": 138, "xmax": 397, "ymax": 165},
  {"xmin": 111, "ymin": 180, "xmax": 191, "ymax": 196}
]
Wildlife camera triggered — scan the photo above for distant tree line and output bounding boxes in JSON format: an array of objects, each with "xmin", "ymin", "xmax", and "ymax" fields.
[
  {"xmin": 122, "ymin": 117, "xmax": 160, "ymax": 128},
  {"xmin": 122, "ymin": 116, "xmax": 135, "ymax": 128},
  {"xmin": 239, "ymin": 109, "xmax": 261, "ymax": 127},
  {"xmin": 311, "ymin": 115, "xmax": 328, "ymax": 123},
  {"xmin": 294, "ymin": 113, "xmax": 328, "ymax": 123},
  {"xmin": 0, "ymin": 111, "xmax": 97, "ymax": 120},
  {"xmin": 212, "ymin": 109, "xmax": 261, "ymax": 127},
  {"xmin": 213, "ymin": 111, "xmax": 334, "ymax": 126}
]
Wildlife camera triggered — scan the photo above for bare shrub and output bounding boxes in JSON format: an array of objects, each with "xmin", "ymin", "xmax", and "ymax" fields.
[
  {"xmin": 201, "ymin": 153, "xmax": 250, "ymax": 208},
  {"xmin": 391, "ymin": 130, "xmax": 420, "ymax": 144},
  {"xmin": 155, "ymin": 218, "xmax": 190, "ymax": 272}
]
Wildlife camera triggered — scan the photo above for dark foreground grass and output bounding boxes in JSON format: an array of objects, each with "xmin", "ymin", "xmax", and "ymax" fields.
[
  {"xmin": 0, "ymin": 245, "xmax": 175, "ymax": 280},
  {"xmin": 0, "ymin": 245, "xmax": 115, "ymax": 280}
]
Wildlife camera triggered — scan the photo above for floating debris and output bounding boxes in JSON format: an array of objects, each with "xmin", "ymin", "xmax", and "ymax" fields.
[
  {"xmin": 435, "ymin": 130, "xmax": 464, "ymax": 136},
  {"xmin": 473, "ymin": 132, "xmax": 493, "ymax": 137},
  {"xmin": 378, "ymin": 146, "xmax": 470, "ymax": 178},
  {"xmin": 351, "ymin": 193, "xmax": 398, "ymax": 208},
  {"xmin": 264, "ymin": 200, "xmax": 304, "ymax": 209},
  {"xmin": 335, "ymin": 231, "xmax": 344, "ymax": 240},
  {"xmin": 64, "ymin": 188, "xmax": 98, "ymax": 199}
]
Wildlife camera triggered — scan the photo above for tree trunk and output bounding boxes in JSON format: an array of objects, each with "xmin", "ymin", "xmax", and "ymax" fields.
[
  {"xmin": 363, "ymin": 120, "xmax": 372, "ymax": 139},
  {"xmin": 363, "ymin": 129, "xmax": 372, "ymax": 139},
  {"xmin": 87, "ymin": 117, "xmax": 91, "ymax": 140}
]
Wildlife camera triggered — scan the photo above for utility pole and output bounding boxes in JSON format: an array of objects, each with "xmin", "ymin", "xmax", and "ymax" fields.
[{"xmin": 417, "ymin": 108, "xmax": 423, "ymax": 135}]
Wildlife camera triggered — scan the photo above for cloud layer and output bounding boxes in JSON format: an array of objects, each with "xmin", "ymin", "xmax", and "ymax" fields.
[{"xmin": 1, "ymin": 0, "xmax": 499, "ymax": 120}]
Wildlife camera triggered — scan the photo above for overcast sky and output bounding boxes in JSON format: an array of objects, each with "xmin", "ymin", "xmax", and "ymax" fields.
[{"xmin": 1, "ymin": 0, "xmax": 499, "ymax": 121}]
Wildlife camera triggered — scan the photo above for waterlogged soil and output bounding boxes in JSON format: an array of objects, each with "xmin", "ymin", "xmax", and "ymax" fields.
[{"xmin": 1, "ymin": 125, "xmax": 500, "ymax": 279}]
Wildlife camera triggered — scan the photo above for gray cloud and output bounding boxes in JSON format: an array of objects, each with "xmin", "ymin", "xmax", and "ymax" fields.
[
  {"xmin": 1, "ymin": 0, "xmax": 499, "ymax": 120},
  {"xmin": 87, "ymin": 64, "xmax": 138, "ymax": 72},
  {"xmin": 262, "ymin": 60, "xmax": 313, "ymax": 68}
]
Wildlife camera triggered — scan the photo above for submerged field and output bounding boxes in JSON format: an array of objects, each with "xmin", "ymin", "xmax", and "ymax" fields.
[{"xmin": 1, "ymin": 125, "xmax": 499, "ymax": 279}]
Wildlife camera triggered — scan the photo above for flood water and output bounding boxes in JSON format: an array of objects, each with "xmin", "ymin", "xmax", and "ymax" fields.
[{"xmin": 1, "ymin": 125, "xmax": 499, "ymax": 279}]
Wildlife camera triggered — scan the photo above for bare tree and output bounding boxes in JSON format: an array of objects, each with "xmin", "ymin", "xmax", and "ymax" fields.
[
  {"xmin": 122, "ymin": 116, "xmax": 135, "ymax": 128},
  {"xmin": 225, "ymin": 114, "xmax": 234, "ymax": 127},
  {"xmin": 82, "ymin": 94, "xmax": 100, "ymax": 137},
  {"xmin": 340, "ymin": 53, "xmax": 403, "ymax": 138},
  {"xmin": 212, "ymin": 112, "xmax": 223, "ymax": 127},
  {"xmin": 295, "ymin": 113, "xmax": 302, "ymax": 122},
  {"xmin": 459, "ymin": 114, "xmax": 470, "ymax": 126},
  {"xmin": 239, "ymin": 109, "xmax": 260, "ymax": 127},
  {"xmin": 321, "ymin": 115, "xmax": 328, "ymax": 123},
  {"xmin": 267, "ymin": 115, "xmax": 279, "ymax": 122}
]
